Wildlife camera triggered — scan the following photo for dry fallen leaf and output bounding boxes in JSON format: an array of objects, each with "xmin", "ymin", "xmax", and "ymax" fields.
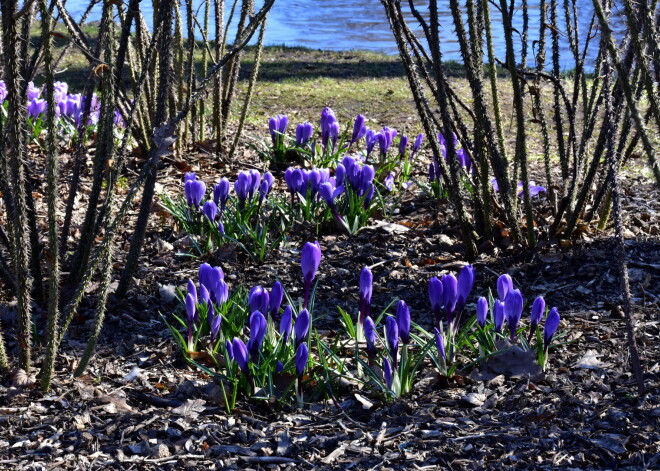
[{"xmin": 12, "ymin": 369, "xmax": 37, "ymax": 388}]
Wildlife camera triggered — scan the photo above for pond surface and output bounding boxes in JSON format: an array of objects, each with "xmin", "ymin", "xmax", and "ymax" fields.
[{"xmin": 66, "ymin": 0, "xmax": 624, "ymax": 70}]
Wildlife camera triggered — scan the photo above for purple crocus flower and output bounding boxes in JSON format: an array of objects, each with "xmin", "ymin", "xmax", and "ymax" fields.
[
  {"xmin": 276, "ymin": 360, "xmax": 284, "ymax": 373},
  {"xmin": 428, "ymin": 277, "xmax": 444, "ymax": 328},
  {"xmin": 295, "ymin": 122, "xmax": 314, "ymax": 146},
  {"xmin": 234, "ymin": 171, "xmax": 250, "ymax": 206},
  {"xmin": 497, "ymin": 274, "xmax": 513, "ymax": 301},
  {"xmin": 248, "ymin": 169, "xmax": 261, "ymax": 199},
  {"xmin": 269, "ymin": 281, "xmax": 283, "ymax": 320},
  {"xmin": 493, "ymin": 300, "xmax": 505, "ymax": 333},
  {"xmin": 232, "ymin": 338, "xmax": 249, "ymax": 373},
  {"xmin": 335, "ymin": 163, "xmax": 346, "ymax": 185},
  {"xmin": 269, "ymin": 114, "xmax": 288, "ymax": 147},
  {"xmin": 295, "ymin": 342, "xmax": 308, "ymax": 376},
  {"xmin": 383, "ymin": 357, "xmax": 393, "ymax": 389},
  {"xmin": 434, "ymin": 328, "xmax": 446, "ymax": 361},
  {"xmin": 202, "ymin": 200, "xmax": 218, "ymax": 221},
  {"xmin": 280, "ymin": 305, "xmax": 293, "ymax": 344},
  {"xmin": 396, "ymin": 300, "xmax": 411, "ymax": 345},
  {"xmin": 350, "ymin": 114, "xmax": 366, "ymax": 145},
  {"xmin": 398, "ymin": 135, "xmax": 408, "ymax": 157},
  {"xmin": 208, "ymin": 304, "xmax": 221, "ymax": 344},
  {"xmin": 384, "ymin": 172, "xmax": 395, "ymax": 192},
  {"xmin": 358, "ymin": 165, "xmax": 375, "ymax": 195},
  {"xmin": 319, "ymin": 181, "xmax": 344, "ymax": 210},
  {"xmin": 364, "ymin": 315, "xmax": 376, "ymax": 359},
  {"xmin": 320, "ymin": 107, "xmax": 337, "ymax": 150},
  {"xmin": 248, "ymin": 286, "xmax": 270, "ymax": 315},
  {"xmin": 301, "ymin": 241, "xmax": 322, "ymax": 308},
  {"xmin": 386, "ymin": 316, "xmax": 399, "ymax": 369},
  {"xmin": 454, "ymin": 265, "xmax": 475, "ymax": 320},
  {"xmin": 411, "ymin": 133, "xmax": 424, "ymax": 160},
  {"xmin": 294, "ymin": 309, "xmax": 310, "ymax": 348},
  {"xmin": 185, "ymin": 179, "xmax": 206, "ymax": 209},
  {"xmin": 213, "ymin": 178, "xmax": 230, "ymax": 212},
  {"xmin": 544, "ymin": 307, "xmax": 560, "ymax": 349},
  {"xmin": 365, "ymin": 130, "xmax": 379, "ymax": 159},
  {"xmin": 27, "ymin": 98, "xmax": 47, "ymax": 118},
  {"xmin": 358, "ymin": 266, "xmax": 373, "ymax": 327},
  {"xmin": 476, "ymin": 297, "xmax": 488, "ymax": 328},
  {"xmin": 328, "ymin": 121, "xmax": 340, "ymax": 152},
  {"xmin": 247, "ymin": 311, "xmax": 267, "ymax": 361},
  {"xmin": 363, "ymin": 183, "xmax": 375, "ymax": 209},
  {"xmin": 504, "ymin": 289, "xmax": 524, "ymax": 341},
  {"xmin": 441, "ymin": 274, "xmax": 458, "ymax": 325}
]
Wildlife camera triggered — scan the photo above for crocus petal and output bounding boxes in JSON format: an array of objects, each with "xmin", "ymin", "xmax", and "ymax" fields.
[
  {"xmin": 531, "ymin": 296, "xmax": 546, "ymax": 326},
  {"xmin": 434, "ymin": 328, "xmax": 446, "ymax": 360},
  {"xmin": 301, "ymin": 241, "xmax": 322, "ymax": 283},
  {"xmin": 232, "ymin": 338, "xmax": 249, "ymax": 373},
  {"xmin": 504, "ymin": 289, "xmax": 524, "ymax": 340},
  {"xmin": 280, "ymin": 305, "xmax": 293, "ymax": 344},
  {"xmin": 383, "ymin": 357, "xmax": 392, "ymax": 388},
  {"xmin": 493, "ymin": 300, "xmax": 505, "ymax": 333}
]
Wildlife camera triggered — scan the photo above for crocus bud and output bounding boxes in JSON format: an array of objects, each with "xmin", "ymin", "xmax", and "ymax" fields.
[
  {"xmin": 365, "ymin": 130, "xmax": 378, "ymax": 159},
  {"xmin": 209, "ymin": 304, "xmax": 221, "ymax": 344},
  {"xmin": 434, "ymin": 328, "xmax": 446, "ymax": 361},
  {"xmin": 497, "ymin": 274, "xmax": 513, "ymax": 301},
  {"xmin": 455, "ymin": 265, "xmax": 475, "ymax": 315},
  {"xmin": 364, "ymin": 316, "xmax": 376, "ymax": 358},
  {"xmin": 199, "ymin": 284, "xmax": 210, "ymax": 305},
  {"xmin": 280, "ymin": 305, "xmax": 293, "ymax": 344},
  {"xmin": 234, "ymin": 171, "xmax": 250, "ymax": 205},
  {"xmin": 185, "ymin": 293, "xmax": 196, "ymax": 325},
  {"xmin": 232, "ymin": 338, "xmax": 249, "ymax": 373},
  {"xmin": 295, "ymin": 342, "xmax": 309, "ymax": 376},
  {"xmin": 187, "ymin": 279, "xmax": 197, "ymax": 305},
  {"xmin": 386, "ymin": 316, "xmax": 399, "ymax": 369},
  {"xmin": 350, "ymin": 114, "xmax": 366, "ymax": 145},
  {"xmin": 248, "ymin": 169, "xmax": 261, "ymax": 199},
  {"xmin": 359, "ymin": 266, "xmax": 373, "ymax": 325},
  {"xmin": 335, "ymin": 164, "xmax": 346, "ymax": 185},
  {"xmin": 269, "ymin": 114, "xmax": 288, "ymax": 147},
  {"xmin": 276, "ymin": 360, "xmax": 284, "ymax": 373},
  {"xmin": 247, "ymin": 311, "xmax": 267, "ymax": 361},
  {"xmin": 249, "ymin": 286, "xmax": 270, "ymax": 315},
  {"xmin": 212, "ymin": 280, "xmax": 229, "ymax": 304},
  {"xmin": 198, "ymin": 262, "xmax": 212, "ymax": 289},
  {"xmin": 259, "ymin": 179, "xmax": 270, "ymax": 203},
  {"xmin": 185, "ymin": 179, "xmax": 206, "ymax": 209},
  {"xmin": 383, "ymin": 357, "xmax": 393, "ymax": 388},
  {"xmin": 384, "ymin": 172, "xmax": 394, "ymax": 192},
  {"xmin": 269, "ymin": 281, "xmax": 284, "ymax": 319},
  {"xmin": 203, "ymin": 200, "xmax": 218, "ymax": 221},
  {"xmin": 213, "ymin": 178, "xmax": 230, "ymax": 210},
  {"xmin": 295, "ymin": 122, "xmax": 314, "ymax": 146},
  {"xmin": 396, "ymin": 300, "xmax": 411, "ymax": 345},
  {"xmin": 544, "ymin": 307, "xmax": 560, "ymax": 348},
  {"xmin": 225, "ymin": 339, "xmax": 234, "ymax": 361},
  {"xmin": 398, "ymin": 134, "xmax": 408, "ymax": 157},
  {"xmin": 441, "ymin": 274, "xmax": 458, "ymax": 324},
  {"xmin": 493, "ymin": 300, "xmax": 505, "ymax": 333},
  {"xmin": 504, "ymin": 289, "xmax": 524, "ymax": 341},
  {"xmin": 294, "ymin": 309, "xmax": 310, "ymax": 348},
  {"xmin": 476, "ymin": 297, "xmax": 488, "ymax": 328},
  {"xmin": 218, "ymin": 221, "xmax": 225, "ymax": 235},
  {"xmin": 428, "ymin": 162, "xmax": 435, "ymax": 183},
  {"xmin": 429, "ymin": 277, "xmax": 444, "ymax": 328},
  {"xmin": 411, "ymin": 133, "xmax": 424, "ymax": 159},
  {"xmin": 530, "ymin": 296, "xmax": 545, "ymax": 326}
]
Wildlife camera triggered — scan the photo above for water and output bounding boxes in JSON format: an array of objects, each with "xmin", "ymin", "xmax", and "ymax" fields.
[{"xmin": 66, "ymin": 0, "xmax": 624, "ymax": 70}]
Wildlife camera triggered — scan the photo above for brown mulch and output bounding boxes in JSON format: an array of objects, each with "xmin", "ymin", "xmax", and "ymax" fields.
[{"xmin": 1, "ymin": 144, "xmax": 660, "ymax": 469}]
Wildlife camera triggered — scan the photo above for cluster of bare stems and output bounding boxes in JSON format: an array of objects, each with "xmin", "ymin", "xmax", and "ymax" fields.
[
  {"xmin": 0, "ymin": 0, "xmax": 274, "ymax": 390},
  {"xmin": 380, "ymin": 0, "xmax": 655, "ymax": 393}
]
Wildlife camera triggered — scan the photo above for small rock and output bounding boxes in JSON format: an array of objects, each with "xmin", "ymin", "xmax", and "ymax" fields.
[
  {"xmin": 159, "ymin": 284, "xmax": 178, "ymax": 303},
  {"xmin": 151, "ymin": 443, "xmax": 171, "ymax": 459}
]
